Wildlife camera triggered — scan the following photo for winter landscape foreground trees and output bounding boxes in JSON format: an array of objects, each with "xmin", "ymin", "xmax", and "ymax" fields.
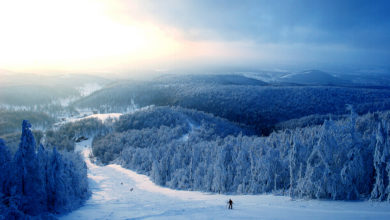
[
  {"xmin": 0, "ymin": 120, "xmax": 89, "ymax": 219},
  {"xmin": 92, "ymin": 107, "xmax": 390, "ymax": 201}
]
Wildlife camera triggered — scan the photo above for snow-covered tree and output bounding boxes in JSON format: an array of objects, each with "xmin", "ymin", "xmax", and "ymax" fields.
[
  {"xmin": 371, "ymin": 121, "xmax": 390, "ymax": 201},
  {"xmin": 91, "ymin": 107, "xmax": 390, "ymax": 201},
  {"xmin": 1, "ymin": 120, "xmax": 90, "ymax": 218},
  {"xmin": 10, "ymin": 120, "xmax": 45, "ymax": 215}
]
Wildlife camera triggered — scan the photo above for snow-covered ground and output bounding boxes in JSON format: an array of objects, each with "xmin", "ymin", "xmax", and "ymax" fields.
[
  {"xmin": 83, "ymin": 113, "xmax": 123, "ymax": 122},
  {"xmin": 53, "ymin": 113, "xmax": 123, "ymax": 128},
  {"xmin": 62, "ymin": 140, "xmax": 390, "ymax": 220},
  {"xmin": 54, "ymin": 105, "xmax": 155, "ymax": 128}
]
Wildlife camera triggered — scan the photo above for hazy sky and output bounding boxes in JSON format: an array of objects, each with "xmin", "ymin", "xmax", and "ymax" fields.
[{"xmin": 0, "ymin": 0, "xmax": 389, "ymax": 74}]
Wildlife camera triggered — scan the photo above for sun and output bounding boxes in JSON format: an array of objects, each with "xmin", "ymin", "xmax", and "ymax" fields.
[{"xmin": 0, "ymin": 0, "xmax": 181, "ymax": 73}]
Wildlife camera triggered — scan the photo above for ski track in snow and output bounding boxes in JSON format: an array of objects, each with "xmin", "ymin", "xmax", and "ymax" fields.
[{"xmin": 61, "ymin": 140, "xmax": 390, "ymax": 220}]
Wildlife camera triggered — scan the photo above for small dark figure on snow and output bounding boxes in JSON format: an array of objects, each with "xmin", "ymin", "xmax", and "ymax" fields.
[
  {"xmin": 228, "ymin": 199, "xmax": 233, "ymax": 209},
  {"xmin": 121, "ymin": 182, "xmax": 123, "ymax": 185},
  {"xmin": 130, "ymin": 188, "xmax": 133, "ymax": 192}
]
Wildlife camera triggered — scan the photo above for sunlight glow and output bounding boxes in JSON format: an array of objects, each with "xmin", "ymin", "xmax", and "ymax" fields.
[{"xmin": 0, "ymin": 0, "xmax": 181, "ymax": 72}]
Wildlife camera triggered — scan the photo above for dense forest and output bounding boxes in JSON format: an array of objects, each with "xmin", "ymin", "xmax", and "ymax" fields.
[
  {"xmin": 0, "ymin": 121, "xmax": 90, "ymax": 219},
  {"xmin": 92, "ymin": 107, "xmax": 390, "ymax": 201},
  {"xmin": 73, "ymin": 75, "xmax": 390, "ymax": 135}
]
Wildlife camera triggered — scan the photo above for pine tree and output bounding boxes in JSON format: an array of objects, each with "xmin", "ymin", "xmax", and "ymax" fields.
[{"xmin": 10, "ymin": 120, "xmax": 44, "ymax": 215}]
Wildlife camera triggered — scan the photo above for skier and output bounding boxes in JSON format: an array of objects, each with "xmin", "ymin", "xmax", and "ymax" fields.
[{"xmin": 228, "ymin": 199, "xmax": 233, "ymax": 209}]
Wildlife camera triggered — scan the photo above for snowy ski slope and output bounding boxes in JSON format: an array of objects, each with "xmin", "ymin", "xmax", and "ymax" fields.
[{"xmin": 61, "ymin": 140, "xmax": 390, "ymax": 220}]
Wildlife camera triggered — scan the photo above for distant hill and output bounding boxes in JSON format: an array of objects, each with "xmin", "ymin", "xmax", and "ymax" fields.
[
  {"xmin": 155, "ymin": 74, "xmax": 268, "ymax": 86},
  {"xmin": 0, "ymin": 73, "xmax": 111, "ymax": 107},
  {"xmin": 0, "ymin": 73, "xmax": 109, "ymax": 88},
  {"xmin": 74, "ymin": 76, "xmax": 390, "ymax": 135},
  {"xmin": 278, "ymin": 70, "xmax": 350, "ymax": 85},
  {"xmin": 0, "ymin": 85, "xmax": 78, "ymax": 106}
]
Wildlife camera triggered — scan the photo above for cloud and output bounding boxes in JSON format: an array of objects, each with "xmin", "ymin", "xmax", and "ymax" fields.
[
  {"xmin": 1, "ymin": 0, "xmax": 388, "ymax": 73},
  {"xmin": 114, "ymin": 0, "xmax": 390, "ymax": 66},
  {"xmin": 127, "ymin": 0, "xmax": 390, "ymax": 45}
]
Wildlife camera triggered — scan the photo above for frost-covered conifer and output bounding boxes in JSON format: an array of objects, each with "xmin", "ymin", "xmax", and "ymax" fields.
[
  {"xmin": 371, "ymin": 121, "xmax": 390, "ymax": 201},
  {"xmin": 11, "ymin": 120, "xmax": 45, "ymax": 215},
  {"xmin": 1, "ymin": 120, "xmax": 89, "ymax": 217}
]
